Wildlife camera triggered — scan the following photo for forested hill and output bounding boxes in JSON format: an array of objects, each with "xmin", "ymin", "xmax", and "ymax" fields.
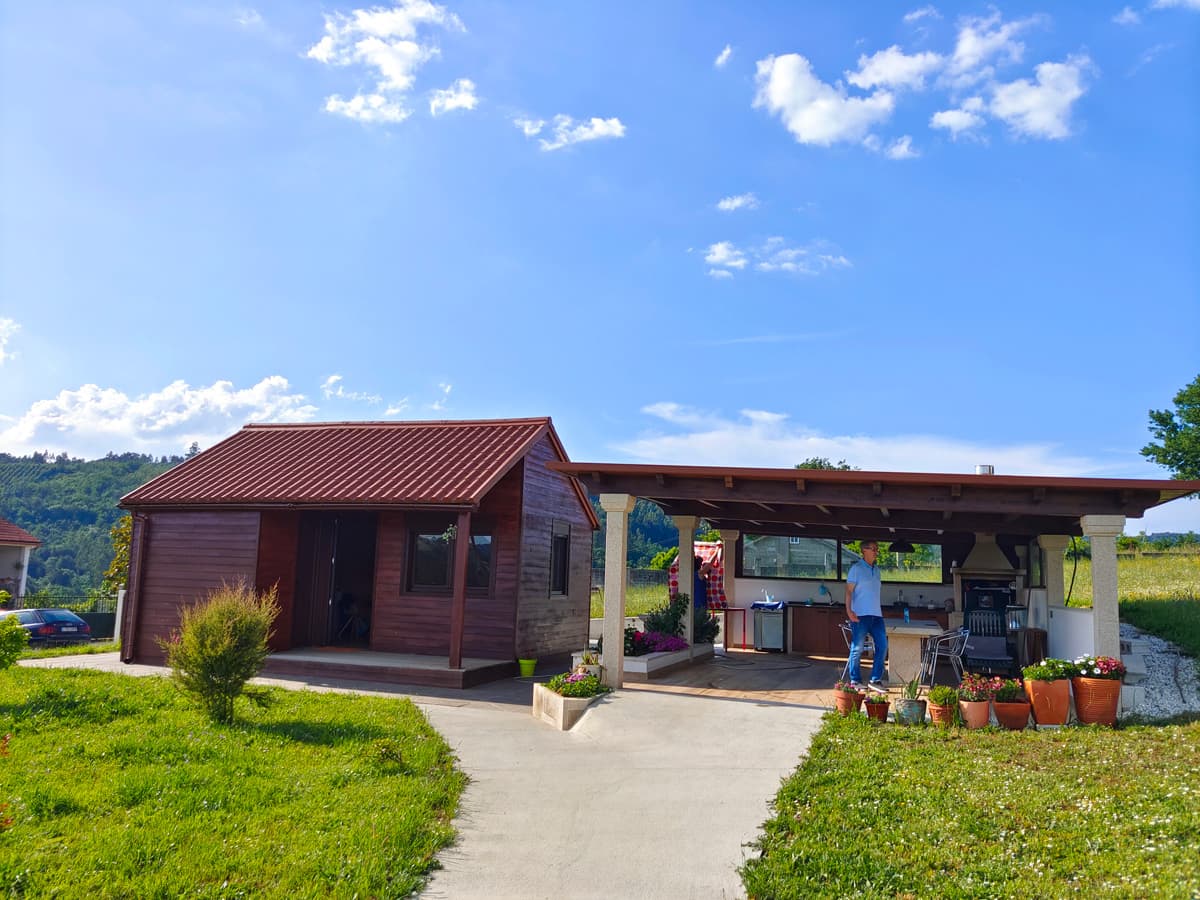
[{"xmin": 0, "ymin": 452, "xmax": 182, "ymax": 592}]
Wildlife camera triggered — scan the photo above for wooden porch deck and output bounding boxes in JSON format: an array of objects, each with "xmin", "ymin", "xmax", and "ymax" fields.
[{"xmin": 262, "ymin": 648, "xmax": 516, "ymax": 689}]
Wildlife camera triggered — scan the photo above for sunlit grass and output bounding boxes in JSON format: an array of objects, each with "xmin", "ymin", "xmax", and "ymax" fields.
[
  {"xmin": 1065, "ymin": 552, "xmax": 1200, "ymax": 605},
  {"xmin": 19, "ymin": 640, "xmax": 120, "ymax": 660},
  {"xmin": 743, "ymin": 713, "xmax": 1200, "ymax": 899},
  {"xmin": 0, "ymin": 667, "xmax": 465, "ymax": 898}
]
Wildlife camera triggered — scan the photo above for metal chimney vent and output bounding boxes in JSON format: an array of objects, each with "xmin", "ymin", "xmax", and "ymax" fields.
[{"xmin": 975, "ymin": 464, "xmax": 995, "ymax": 475}]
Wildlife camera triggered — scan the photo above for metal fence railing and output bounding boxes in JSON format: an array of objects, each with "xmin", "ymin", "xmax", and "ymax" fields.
[{"xmin": 5, "ymin": 593, "xmax": 118, "ymax": 614}]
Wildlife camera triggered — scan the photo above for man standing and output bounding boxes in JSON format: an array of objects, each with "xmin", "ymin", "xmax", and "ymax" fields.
[{"xmin": 845, "ymin": 540, "xmax": 888, "ymax": 692}]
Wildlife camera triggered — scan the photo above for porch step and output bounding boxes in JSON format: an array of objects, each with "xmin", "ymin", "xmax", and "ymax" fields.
[
  {"xmin": 1121, "ymin": 652, "xmax": 1148, "ymax": 685},
  {"xmin": 1120, "ymin": 683, "xmax": 1145, "ymax": 713}
]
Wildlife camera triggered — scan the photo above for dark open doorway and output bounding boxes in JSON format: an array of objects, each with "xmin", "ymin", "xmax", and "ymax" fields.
[{"xmin": 292, "ymin": 511, "xmax": 377, "ymax": 648}]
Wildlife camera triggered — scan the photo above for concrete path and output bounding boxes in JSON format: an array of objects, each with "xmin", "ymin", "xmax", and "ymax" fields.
[{"xmin": 19, "ymin": 653, "xmax": 825, "ymax": 899}]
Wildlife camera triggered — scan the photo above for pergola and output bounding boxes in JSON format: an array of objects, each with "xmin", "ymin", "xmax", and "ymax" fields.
[{"xmin": 548, "ymin": 462, "xmax": 1200, "ymax": 688}]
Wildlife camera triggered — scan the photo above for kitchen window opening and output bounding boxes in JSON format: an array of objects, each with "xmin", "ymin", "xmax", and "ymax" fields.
[{"xmin": 740, "ymin": 535, "xmax": 943, "ymax": 583}]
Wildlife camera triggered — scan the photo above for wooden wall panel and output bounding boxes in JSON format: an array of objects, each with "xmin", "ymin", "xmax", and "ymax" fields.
[
  {"xmin": 516, "ymin": 435, "xmax": 594, "ymax": 657},
  {"xmin": 257, "ymin": 510, "xmax": 299, "ymax": 652},
  {"xmin": 132, "ymin": 511, "xmax": 260, "ymax": 663}
]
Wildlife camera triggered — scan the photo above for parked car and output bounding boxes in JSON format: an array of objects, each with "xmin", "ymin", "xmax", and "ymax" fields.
[{"xmin": 4, "ymin": 608, "xmax": 92, "ymax": 646}]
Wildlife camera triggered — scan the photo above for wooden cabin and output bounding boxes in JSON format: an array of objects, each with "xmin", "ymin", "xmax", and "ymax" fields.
[{"xmin": 118, "ymin": 417, "xmax": 597, "ymax": 686}]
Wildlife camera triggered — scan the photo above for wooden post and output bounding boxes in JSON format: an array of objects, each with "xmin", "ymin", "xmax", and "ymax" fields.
[{"xmin": 448, "ymin": 510, "xmax": 472, "ymax": 669}]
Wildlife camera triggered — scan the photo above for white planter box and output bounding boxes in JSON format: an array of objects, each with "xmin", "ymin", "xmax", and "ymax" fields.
[
  {"xmin": 532, "ymin": 682, "xmax": 604, "ymax": 731},
  {"xmin": 622, "ymin": 643, "xmax": 714, "ymax": 680}
]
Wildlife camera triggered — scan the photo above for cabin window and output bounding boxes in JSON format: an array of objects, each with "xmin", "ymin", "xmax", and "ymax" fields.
[
  {"xmin": 550, "ymin": 521, "xmax": 570, "ymax": 595},
  {"xmin": 409, "ymin": 525, "xmax": 492, "ymax": 591}
]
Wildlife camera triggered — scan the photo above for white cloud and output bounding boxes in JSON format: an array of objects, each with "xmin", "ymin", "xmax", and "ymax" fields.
[
  {"xmin": 385, "ymin": 399, "xmax": 410, "ymax": 416},
  {"xmin": 0, "ymin": 376, "xmax": 318, "ymax": 458},
  {"xmin": 847, "ymin": 46, "xmax": 943, "ymax": 91},
  {"xmin": 705, "ymin": 241, "xmax": 748, "ymax": 270},
  {"xmin": 320, "ymin": 374, "xmax": 382, "ymax": 404},
  {"xmin": 429, "ymin": 77, "xmax": 477, "ymax": 115},
  {"xmin": 1151, "ymin": 0, "xmax": 1200, "ymax": 9},
  {"xmin": 755, "ymin": 237, "xmax": 852, "ymax": 274},
  {"xmin": 904, "ymin": 6, "xmax": 942, "ymax": 24},
  {"xmin": 430, "ymin": 382, "xmax": 452, "ymax": 411},
  {"xmin": 716, "ymin": 192, "xmax": 759, "ymax": 212},
  {"xmin": 707, "ymin": 268, "xmax": 734, "ymax": 280},
  {"xmin": 930, "ymin": 98, "xmax": 986, "ymax": 138},
  {"xmin": 885, "ymin": 134, "xmax": 919, "ymax": 159},
  {"xmin": 530, "ymin": 114, "xmax": 626, "ymax": 151},
  {"xmin": 715, "ymin": 44, "xmax": 733, "ymax": 68},
  {"xmin": 618, "ymin": 406, "xmax": 1100, "ymax": 476},
  {"xmin": 0, "ymin": 318, "xmax": 18, "ymax": 365},
  {"xmin": 753, "ymin": 53, "xmax": 895, "ymax": 146},
  {"xmin": 990, "ymin": 55, "xmax": 1091, "ymax": 140},
  {"xmin": 513, "ymin": 117, "xmax": 545, "ymax": 137},
  {"xmin": 945, "ymin": 12, "xmax": 1042, "ymax": 87},
  {"xmin": 1112, "ymin": 6, "xmax": 1142, "ymax": 24},
  {"xmin": 307, "ymin": 1, "xmax": 465, "ymax": 125},
  {"xmin": 234, "ymin": 8, "xmax": 264, "ymax": 28}
]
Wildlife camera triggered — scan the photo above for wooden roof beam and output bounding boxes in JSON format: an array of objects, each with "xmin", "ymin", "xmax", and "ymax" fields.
[
  {"xmin": 698, "ymin": 499, "xmax": 722, "ymax": 510},
  {"xmin": 880, "ymin": 506, "xmax": 890, "ymax": 518},
  {"xmin": 816, "ymin": 504, "xmax": 831, "ymax": 515},
  {"xmin": 724, "ymin": 475, "xmax": 735, "ymax": 489},
  {"xmin": 795, "ymin": 478, "xmax": 806, "ymax": 493},
  {"xmin": 756, "ymin": 502, "xmax": 776, "ymax": 512}
]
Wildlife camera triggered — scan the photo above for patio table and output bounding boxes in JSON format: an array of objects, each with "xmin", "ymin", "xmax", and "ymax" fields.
[{"xmin": 884, "ymin": 619, "xmax": 943, "ymax": 685}]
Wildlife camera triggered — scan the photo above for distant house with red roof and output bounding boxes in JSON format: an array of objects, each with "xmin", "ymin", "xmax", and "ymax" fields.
[
  {"xmin": 119, "ymin": 417, "xmax": 597, "ymax": 687},
  {"xmin": 0, "ymin": 516, "xmax": 39, "ymax": 601}
]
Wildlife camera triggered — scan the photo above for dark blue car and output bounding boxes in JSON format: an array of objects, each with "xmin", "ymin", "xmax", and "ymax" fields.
[{"xmin": 5, "ymin": 608, "xmax": 92, "ymax": 646}]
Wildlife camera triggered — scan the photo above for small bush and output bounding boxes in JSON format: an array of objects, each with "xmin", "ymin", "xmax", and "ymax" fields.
[
  {"xmin": 0, "ymin": 616, "xmax": 28, "ymax": 669},
  {"xmin": 160, "ymin": 580, "xmax": 279, "ymax": 725},
  {"xmin": 546, "ymin": 672, "xmax": 609, "ymax": 698}
]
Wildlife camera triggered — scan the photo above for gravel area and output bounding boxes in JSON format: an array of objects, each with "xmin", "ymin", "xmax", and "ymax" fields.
[{"xmin": 1120, "ymin": 622, "xmax": 1200, "ymax": 720}]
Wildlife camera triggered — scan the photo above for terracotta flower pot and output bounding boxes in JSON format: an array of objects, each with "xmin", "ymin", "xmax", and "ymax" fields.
[
  {"xmin": 893, "ymin": 698, "xmax": 927, "ymax": 726},
  {"xmin": 1072, "ymin": 676, "xmax": 1121, "ymax": 726},
  {"xmin": 959, "ymin": 699, "xmax": 990, "ymax": 729},
  {"xmin": 834, "ymin": 690, "xmax": 864, "ymax": 716},
  {"xmin": 928, "ymin": 702, "xmax": 956, "ymax": 727},
  {"xmin": 1025, "ymin": 678, "xmax": 1070, "ymax": 726},
  {"xmin": 992, "ymin": 700, "xmax": 1031, "ymax": 731},
  {"xmin": 864, "ymin": 701, "xmax": 889, "ymax": 723}
]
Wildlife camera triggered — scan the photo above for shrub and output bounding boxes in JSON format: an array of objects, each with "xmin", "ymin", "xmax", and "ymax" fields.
[
  {"xmin": 927, "ymin": 685, "xmax": 958, "ymax": 706},
  {"xmin": 545, "ymin": 672, "xmax": 609, "ymax": 698},
  {"xmin": 641, "ymin": 595, "xmax": 689, "ymax": 636},
  {"xmin": 160, "ymin": 580, "xmax": 279, "ymax": 725},
  {"xmin": 0, "ymin": 616, "xmax": 29, "ymax": 669}
]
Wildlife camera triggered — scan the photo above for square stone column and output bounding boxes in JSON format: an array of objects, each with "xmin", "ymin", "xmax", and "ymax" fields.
[
  {"xmin": 673, "ymin": 516, "xmax": 698, "ymax": 655},
  {"xmin": 599, "ymin": 493, "xmax": 636, "ymax": 688},
  {"xmin": 1080, "ymin": 515, "xmax": 1125, "ymax": 659},
  {"xmin": 1038, "ymin": 535, "xmax": 1071, "ymax": 607}
]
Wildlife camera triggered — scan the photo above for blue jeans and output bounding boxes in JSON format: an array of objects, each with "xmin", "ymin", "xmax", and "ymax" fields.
[{"xmin": 849, "ymin": 615, "xmax": 888, "ymax": 683}]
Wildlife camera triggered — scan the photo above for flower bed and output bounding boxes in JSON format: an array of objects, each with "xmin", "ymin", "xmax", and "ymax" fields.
[
  {"xmin": 622, "ymin": 642, "xmax": 714, "ymax": 679},
  {"xmin": 532, "ymin": 672, "xmax": 610, "ymax": 731}
]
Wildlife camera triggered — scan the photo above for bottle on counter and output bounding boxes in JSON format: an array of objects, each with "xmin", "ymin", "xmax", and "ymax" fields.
[{"xmin": 903, "ymin": 607, "xmax": 910, "ymax": 623}]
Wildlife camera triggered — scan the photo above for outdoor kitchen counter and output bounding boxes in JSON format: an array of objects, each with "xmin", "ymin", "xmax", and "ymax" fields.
[
  {"xmin": 884, "ymin": 619, "xmax": 944, "ymax": 685},
  {"xmin": 785, "ymin": 604, "xmax": 950, "ymax": 657}
]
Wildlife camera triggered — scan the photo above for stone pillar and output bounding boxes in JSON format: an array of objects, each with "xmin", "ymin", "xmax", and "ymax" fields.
[
  {"xmin": 673, "ymin": 516, "xmax": 698, "ymax": 656},
  {"xmin": 1038, "ymin": 535, "xmax": 1071, "ymax": 607},
  {"xmin": 599, "ymin": 493, "xmax": 636, "ymax": 688},
  {"xmin": 1081, "ymin": 515, "xmax": 1124, "ymax": 659},
  {"xmin": 718, "ymin": 529, "xmax": 740, "ymax": 647}
]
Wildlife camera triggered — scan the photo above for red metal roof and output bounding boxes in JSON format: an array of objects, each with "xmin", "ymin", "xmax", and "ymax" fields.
[
  {"xmin": 122, "ymin": 418, "xmax": 584, "ymax": 511},
  {"xmin": 0, "ymin": 516, "xmax": 39, "ymax": 546}
]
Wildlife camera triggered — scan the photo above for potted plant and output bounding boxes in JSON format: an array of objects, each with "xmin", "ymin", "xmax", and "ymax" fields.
[
  {"xmin": 892, "ymin": 675, "xmax": 926, "ymax": 726},
  {"xmin": 532, "ymin": 671, "xmax": 611, "ymax": 730},
  {"xmin": 574, "ymin": 649, "xmax": 604, "ymax": 680},
  {"xmin": 957, "ymin": 673, "xmax": 999, "ymax": 729},
  {"xmin": 1071, "ymin": 654, "xmax": 1125, "ymax": 726},
  {"xmin": 832, "ymin": 680, "xmax": 865, "ymax": 716},
  {"xmin": 1022, "ymin": 658, "xmax": 1075, "ymax": 726},
  {"xmin": 863, "ymin": 692, "xmax": 890, "ymax": 723},
  {"xmin": 991, "ymin": 677, "xmax": 1031, "ymax": 730},
  {"xmin": 927, "ymin": 684, "xmax": 959, "ymax": 727}
]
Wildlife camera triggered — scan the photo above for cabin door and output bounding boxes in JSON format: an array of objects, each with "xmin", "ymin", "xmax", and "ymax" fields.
[{"xmin": 293, "ymin": 513, "xmax": 338, "ymax": 647}]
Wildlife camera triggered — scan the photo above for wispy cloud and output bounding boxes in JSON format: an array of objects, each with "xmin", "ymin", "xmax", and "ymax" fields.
[
  {"xmin": 716, "ymin": 192, "xmax": 759, "ymax": 212},
  {"xmin": 1127, "ymin": 42, "xmax": 1174, "ymax": 76},
  {"xmin": 904, "ymin": 6, "xmax": 942, "ymax": 24},
  {"xmin": 754, "ymin": 53, "xmax": 895, "ymax": 146},
  {"xmin": 519, "ymin": 114, "xmax": 626, "ymax": 151},
  {"xmin": 1151, "ymin": 0, "xmax": 1200, "ymax": 9},
  {"xmin": 930, "ymin": 96, "xmax": 986, "ymax": 138},
  {"xmin": 847, "ymin": 46, "xmax": 943, "ymax": 91},
  {"xmin": 0, "ymin": 318, "xmax": 18, "ymax": 365},
  {"xmin": 307, "ymin": 0, "xmax": 466, "ymax": 125},
  {"xmin": 715, "ymin": 44, "xmax": 733, "ymax": 68},
  {"xmin": 1112, "ymin": 6, "xmax": 1142, "ymax": 25},
  {"xmin": 234, "ymin": 8, "xmax": 264, "ymax": 28},
  {"xmin": 703, "ymin": 237, "xmax": 851, "ymax": 278},
  {"xmin": 430, "ymin": 382, "xmax": 452, "ymax": 411},
  {"xmin": 385, "ymin": 399, "xmax": 410, "ymax": 416},
  {"xmin": 864, "ymin": 134, "xmax": 920, "ymax": 158},
  {"xmin": 990, "ymin": 55, "xmax": 1092, "ymax": 140},
  {"xmin": 0, "ymin": 376, "xmax": 317, "ymax": 458},
  {"xmin": 943, "ymin": 11, "xmax": 1044, "ymax": 89},
  {"xmin": 429, "ymin": 77, "xmax": 478, "ymax": 115},
  {"xmin": 320, "ymin": 374, "xmax": 382, "ymax": 404}
]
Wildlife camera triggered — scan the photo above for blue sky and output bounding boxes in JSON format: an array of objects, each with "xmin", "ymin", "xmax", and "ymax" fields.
[{"xmin": 1, "ymin": 1, "xmax": 1198, "ymax": 534}]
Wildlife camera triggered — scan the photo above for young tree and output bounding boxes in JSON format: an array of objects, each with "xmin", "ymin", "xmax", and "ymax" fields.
[
  {"xmin": 100, "ymin": 514, "xmax": 132, "ymax": 596},
  {"xmin": 795, "ymin": 457, "xmax": 857, "ymax": 470},
  {"xmin": 1141, "ymin": 374, "xmax": 1200, "ymax": 482},
  {"xmin": 0, "ymin": 616, "xmax": 28, "ymax": 669}
]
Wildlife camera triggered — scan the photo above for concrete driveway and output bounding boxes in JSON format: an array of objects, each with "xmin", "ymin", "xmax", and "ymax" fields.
[{"xmin": 20, "ymin": 653, "xmax": 825, "ymax": 899}]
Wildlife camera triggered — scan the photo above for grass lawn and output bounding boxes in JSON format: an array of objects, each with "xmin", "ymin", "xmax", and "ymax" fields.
[
  {"xmin": 19, "ymin": 640, "xmax": 120, "ymax": 660},
  {"xmin": 1065, "ymin": 552, "xmax": 1200, "ymax": 605},
  {"xmin": 0, "ymin": 667, "xmax": 465, "ymax": 898},
  {"xmin": 742, "ymin": 714, "xmax": 1200, "ymax": 899}
]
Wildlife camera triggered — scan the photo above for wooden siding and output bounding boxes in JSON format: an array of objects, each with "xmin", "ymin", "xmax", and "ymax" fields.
[
  {"xmin": 370, "ymin": 464, "xmax": 522, "ymax": 658},
  {"xmin": 516, "ymin": 435, "xmax": 593, "ymax": 657},
  {"xmin": 131, "ymin": 511, "xmax": 260, "ymax": 662},
  {"xmin": 257, "ymin": 510, "xmax": 300, "ymax": 652}
]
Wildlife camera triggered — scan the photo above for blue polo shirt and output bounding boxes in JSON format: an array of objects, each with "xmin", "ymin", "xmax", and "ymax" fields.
[{"xmin": 847, "ymin": 559, "xmax": 882, "ymax": 617}]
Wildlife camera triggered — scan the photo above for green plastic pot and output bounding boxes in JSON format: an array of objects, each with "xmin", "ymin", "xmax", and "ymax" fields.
[{"xmin": 518, "ymin": 658, "xmax": 537, "ymax": 677}]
